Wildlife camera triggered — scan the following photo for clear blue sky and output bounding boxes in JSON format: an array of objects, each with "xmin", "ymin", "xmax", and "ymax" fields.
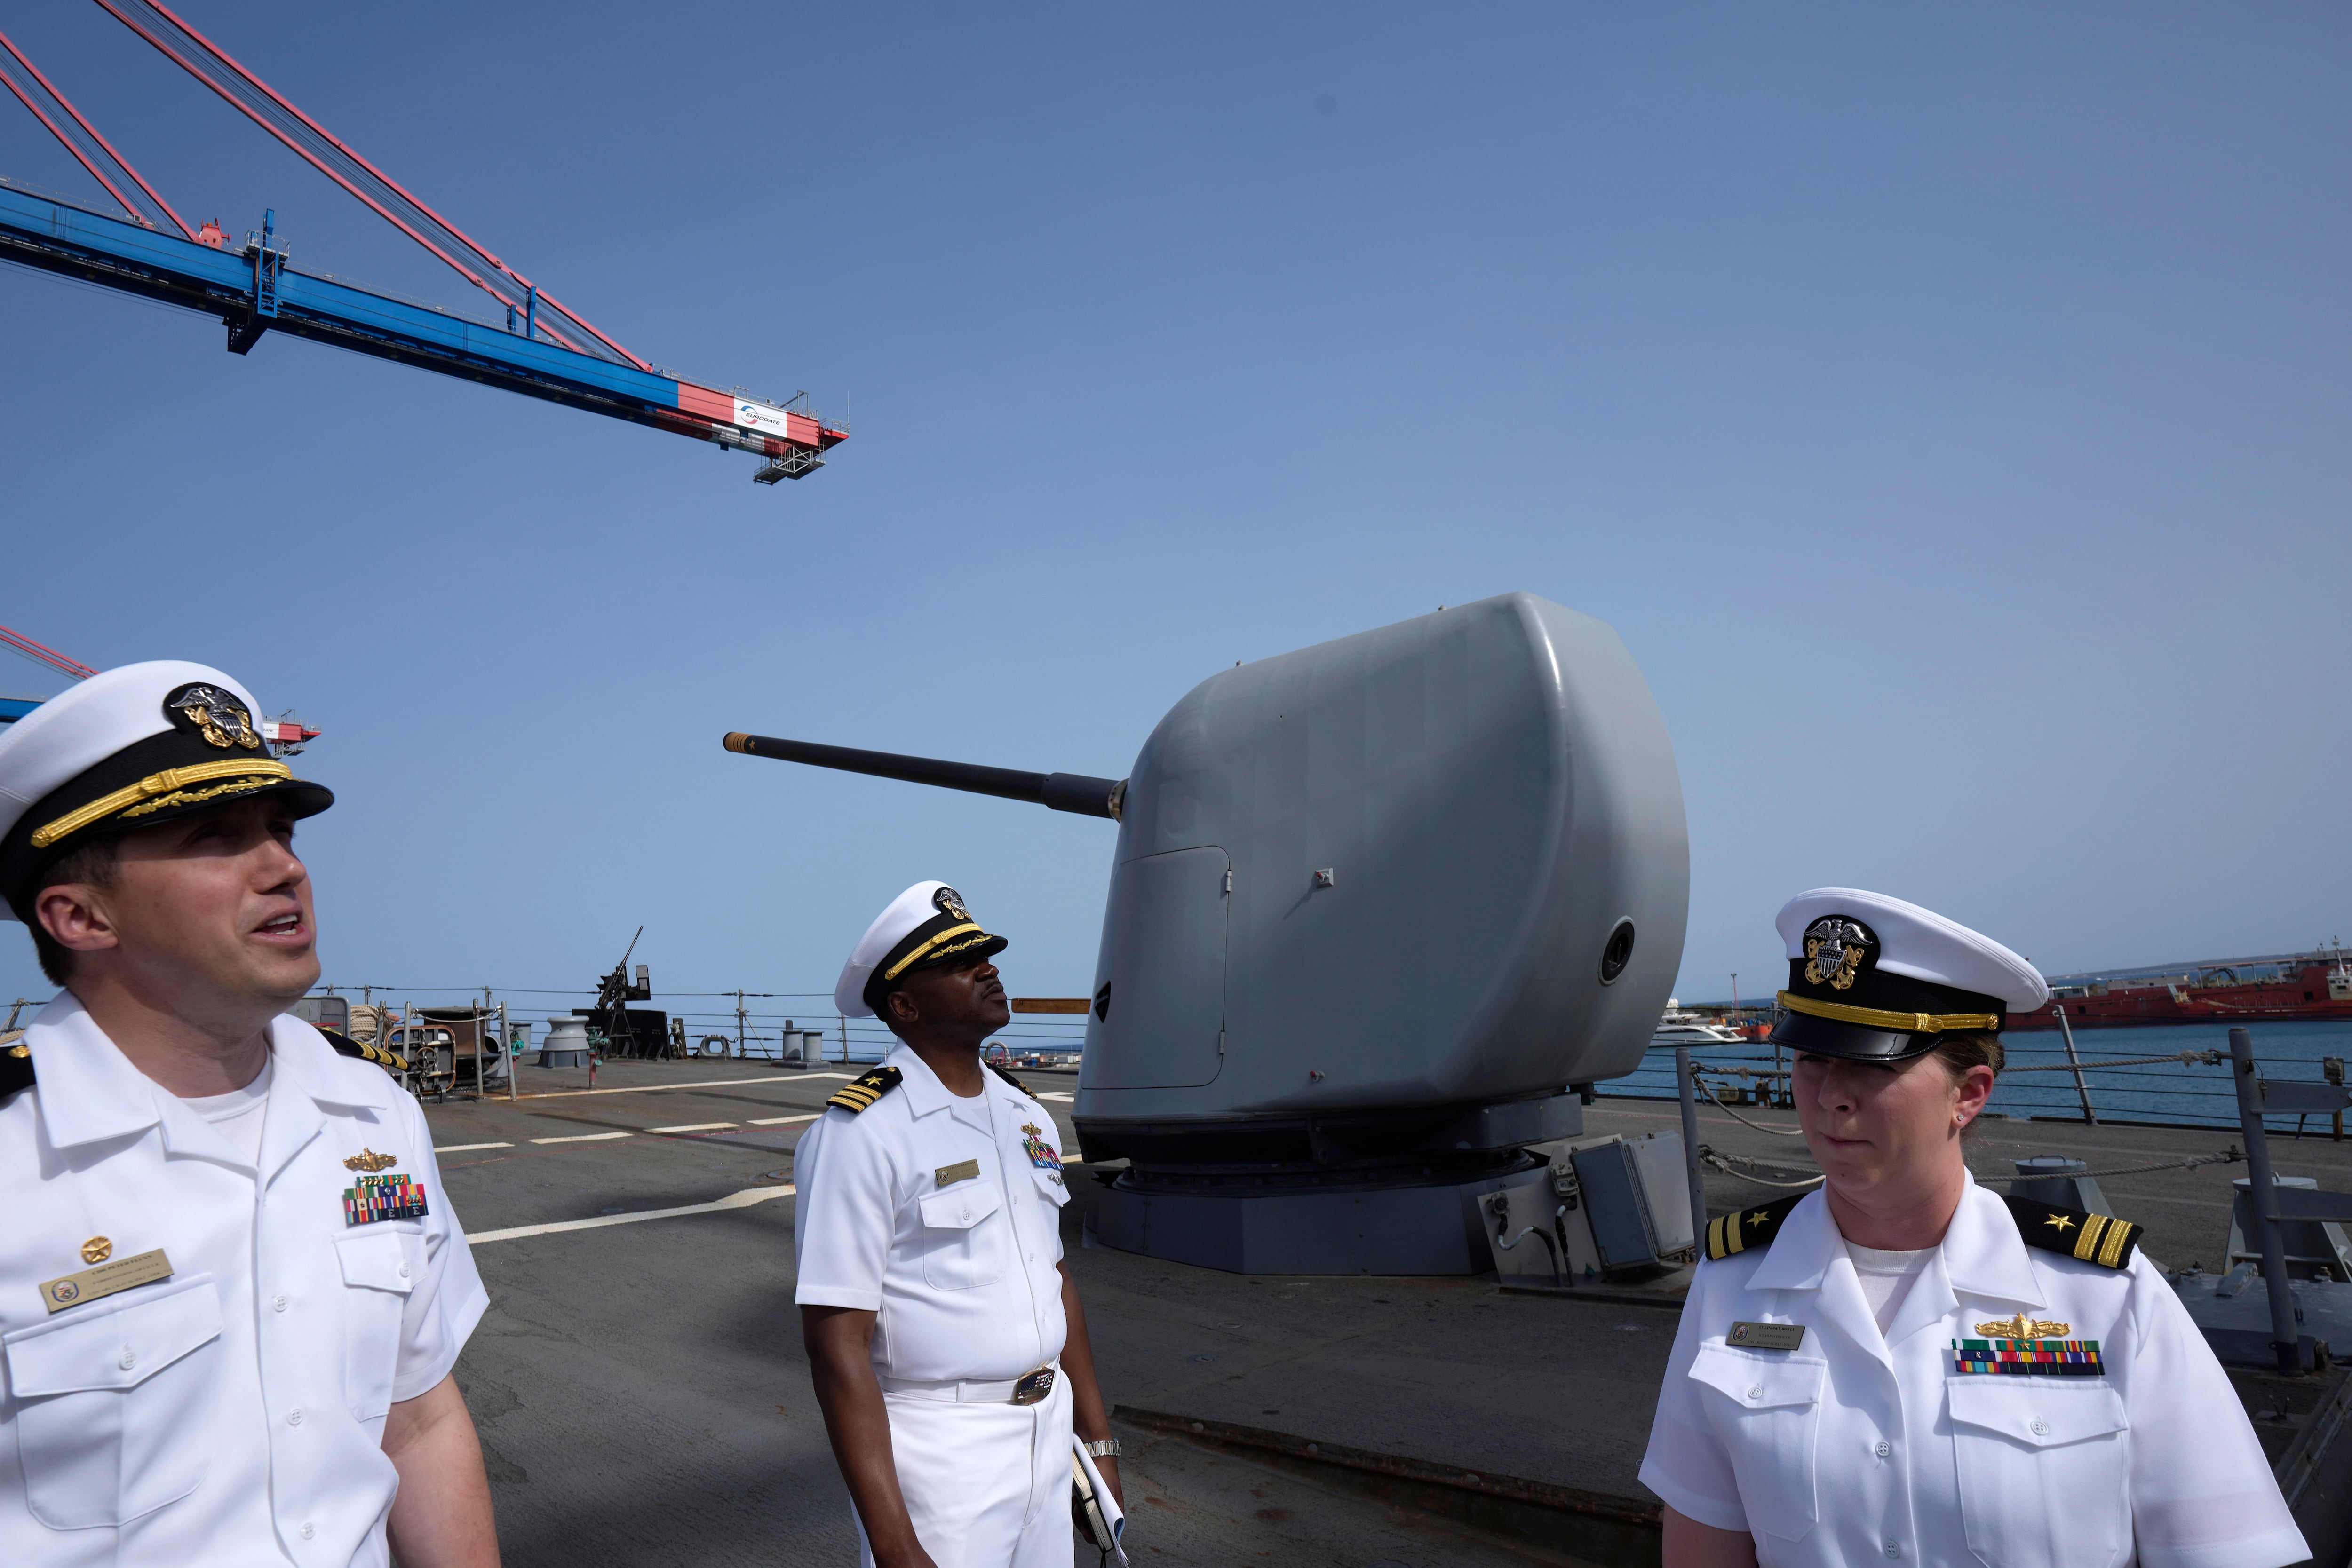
[{"xmin": 3, "ymin": 3, "xmax": 2345, "ymax": 1025}]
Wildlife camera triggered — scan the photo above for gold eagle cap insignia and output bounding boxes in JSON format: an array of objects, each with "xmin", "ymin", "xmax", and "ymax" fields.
[
  {"xmin": 343, "ymin": 1148, "xmax": 398, "ymax": 1173},
  {"xmin": 1975, "ymin": 1311, "xmax": 2071, "ymax": 1339},
  {"xmin": 1802, "ymin": 918, "xmax": 1871, "ymax": 990},
  {"xmin": 933, "ymin": 885, "xmax": 972, "ymax": 922},
  {"xmin": 167, "ymin": 684, "xmax": 262, "ymax": 751}
]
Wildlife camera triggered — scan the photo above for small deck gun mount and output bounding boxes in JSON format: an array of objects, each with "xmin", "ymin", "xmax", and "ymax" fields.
[
  {"xmin": 589, "ymin": 927, "xmax": 652, "ymax": 1055},
  {"xmin": 724, "ymin": 592, "xmax": 1689, "ymax": 1275}
]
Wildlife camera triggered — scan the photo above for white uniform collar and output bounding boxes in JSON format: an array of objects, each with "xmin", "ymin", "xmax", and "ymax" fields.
[
  {"xmin": 1748, "ymin": 1174, "xmax": 2047, "ymax": 1309},
  {"xmin": 28, "ymin": 991, "xmax": 391, "ymax": 1158},
  {"xmin": 885, "ymin": 1043, "xmax": 1028, "ymax": 1121}
]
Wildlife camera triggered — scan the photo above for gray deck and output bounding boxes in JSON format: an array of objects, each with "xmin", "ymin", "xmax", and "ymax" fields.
[{"xmin": 424, "ymin": 1061, "xmax": 2339, "ymax": 1565}]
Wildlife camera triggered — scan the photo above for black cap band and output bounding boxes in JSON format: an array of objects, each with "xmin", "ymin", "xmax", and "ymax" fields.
[
  {"xmin": 1, "ymin": 683, "xmax": 331, "ymax": 914},
  {"xmin": 1769, "ymin": 913, "xmax": 2006, "ymax": 1063}
]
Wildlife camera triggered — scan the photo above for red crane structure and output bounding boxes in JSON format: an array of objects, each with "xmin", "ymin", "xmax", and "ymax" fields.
[{"xmin": 0, "ymin": 621, "xmax": 317, "ymax": 750}]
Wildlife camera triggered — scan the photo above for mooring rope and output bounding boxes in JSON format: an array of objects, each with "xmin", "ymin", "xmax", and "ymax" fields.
[
  {"xmin": 1699, "ymin": 1147, "xmax": 1824, "ymax": 1188},
  {"xmin": 2003, "ymin": 1148, "xmax": 2245, "ymax": 1181},
  {"xmin": 2001, "ymin": 1049, "xmax": 2227, "ymax": 1074},
  {"xmin": 1695, "ymin": 1074, "xmax": 1808, "ymax": 1136},
  {"xmin": 1696, "ymin": 1144, "xmax": 2247, "ymax": 1192}
]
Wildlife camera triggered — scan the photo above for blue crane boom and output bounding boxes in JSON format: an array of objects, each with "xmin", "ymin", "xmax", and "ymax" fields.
[
  {"xmin": 0, "ymin": 3, "xmax": 843, "ymax": 483},
  {"xmin": 0, "ymin": 180, "xmax": 844, "ymax": 477}
]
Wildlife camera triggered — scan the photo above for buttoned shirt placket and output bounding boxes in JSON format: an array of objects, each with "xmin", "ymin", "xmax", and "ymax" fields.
[
  {"xmin": 986, "ymin": 1077, "xmax": 1051, "ymax": 1377},
  {"xmin": 1752, "ymin": 1227, "xmax": 1915, "ymax": 1561}
]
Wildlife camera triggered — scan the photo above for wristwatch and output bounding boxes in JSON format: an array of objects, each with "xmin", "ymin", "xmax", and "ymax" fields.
[{"xmin": 1082, "ymin": 1438, "xmax": 1121, "ymax": 1458}]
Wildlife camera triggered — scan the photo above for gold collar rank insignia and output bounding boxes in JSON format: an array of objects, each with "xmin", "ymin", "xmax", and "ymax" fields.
[
  {"xmin": 344, "ymin": 1148, "xmax": 398, "ymax": 1173},
  {"xmin": 1802, "ymin": 917, "xmax": 1871, "ymax": 990},
  {"xmin": 1976, "ymin": 1312, "xmax": 2071, "ymax": 1339}
]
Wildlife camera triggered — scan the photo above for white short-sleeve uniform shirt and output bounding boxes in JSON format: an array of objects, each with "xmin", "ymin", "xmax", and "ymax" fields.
[
  {"xmin": 1640, "ymin": 1179, "xmax": 2306, "ymax": 1568},
  {"xmin": 793, "ymin": 1046, "xmax": 1070, "ymax": 1382},
  {"xmin": 0, "ymin": 996, "xmax": 489, "ymax": 1567}
]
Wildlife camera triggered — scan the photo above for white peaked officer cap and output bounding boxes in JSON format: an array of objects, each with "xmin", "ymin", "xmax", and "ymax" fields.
[
  {"xmin": 1769, "ymin": 887, "xmax": 2050, "ymax": 1064},
  {"xmin": 0, "ymin": 661, "xmax": 333, "ymax": 923},
  {"xmin": 834, "ymin": 880, "xmax": 1009, "ymax": 1018}
]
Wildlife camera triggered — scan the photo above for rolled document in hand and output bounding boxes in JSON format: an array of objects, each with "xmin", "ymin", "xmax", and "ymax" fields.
[{"xmin": 1071, "ymin": 1437, "xmax": 1128, "ymax": 1566}]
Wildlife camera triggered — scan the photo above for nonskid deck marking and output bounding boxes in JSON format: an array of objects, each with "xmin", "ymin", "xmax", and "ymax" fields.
[
  {"xmin": 509, "ymin": 1072, "xmax": 855, "ymax": 1101},
  {"xmin": 468, "ymin": 1184, "xmax": 796, "ymax": 1243}
]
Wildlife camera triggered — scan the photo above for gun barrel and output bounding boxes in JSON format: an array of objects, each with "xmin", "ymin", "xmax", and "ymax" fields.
[{"xmin": 723, "ymin": 732, "xmax": 1124, "ymax": 821}]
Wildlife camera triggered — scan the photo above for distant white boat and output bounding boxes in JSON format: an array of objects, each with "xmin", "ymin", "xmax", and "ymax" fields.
[{"xmin": 1652, "ymin": 999, "xmax": 1745, "ymax": 1048}]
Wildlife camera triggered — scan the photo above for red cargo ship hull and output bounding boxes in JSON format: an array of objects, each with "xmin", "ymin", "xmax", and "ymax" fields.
[{"xmin": 2007, "ymin": 958, "xmax": 2352, "ymax": 1030}]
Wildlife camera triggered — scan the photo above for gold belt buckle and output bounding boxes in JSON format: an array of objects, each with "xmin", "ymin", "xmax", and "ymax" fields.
[{"xmin": 1009, "ymin": 1366, "xmax": 1056, "ymax": 1406}]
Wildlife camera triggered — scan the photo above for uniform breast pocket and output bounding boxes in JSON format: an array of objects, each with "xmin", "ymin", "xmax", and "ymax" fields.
[
  {"xmin": 1948, "ymin": 1378, "xmax": 2130, "ymax": 1568},
  {"xmin": 2, "ymin": 1275, "xmax": 224, "ymax": 1529},
  {"xmin": 1033, "ymin": 1166, "xmax": 1070, "ymax": 1209},
  {"xmin": 917, "ymin": 1184, "xmax": 1007, "ymax": 1290},
  {"xmin": 1687, "ymin": 1343, "xmax": 1825, "ymax": 1543},
  {"xmin": 336, "ymin": 1229, "xmax": 419, "ymax": 1421}
]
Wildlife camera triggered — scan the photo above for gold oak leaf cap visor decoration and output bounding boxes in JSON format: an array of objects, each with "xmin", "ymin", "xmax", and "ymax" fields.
[
  {"xmin": 834, "ymin": 880, "xmax": 1009, "ymax": 1018},
  {"xmin": 1768, "ymin": 888, "xmax": 2049, "ymax": 1064},
  {"xmin": 0, "ymin": 661, "xmax": 333, "ymax": 920}
]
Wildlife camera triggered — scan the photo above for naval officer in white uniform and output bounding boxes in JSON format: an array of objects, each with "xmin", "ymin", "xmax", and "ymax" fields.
[
  {"xmin": 796, "ymin": 881, "xmax": 1123, "ymax": 1568},
  {"xmin": 0, "ymin": 662, "xmax": 497, "ymax": 1568},
  {"xmin": 1643, "ymin": 889, "xmax": 2305, "ymax": 1568}
]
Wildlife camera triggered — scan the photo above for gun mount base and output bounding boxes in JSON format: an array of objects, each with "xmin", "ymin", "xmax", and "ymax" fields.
[
  {"xmin": 1076, "ymin": 1092, "xmax": 1587, "ymax": 1275},
  {"xmin": 1081, "ymin": 1159, "xmax": 1549, "ymax": 1275}
]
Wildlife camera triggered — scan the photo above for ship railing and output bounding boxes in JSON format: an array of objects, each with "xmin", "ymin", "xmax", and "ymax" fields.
[{"xmin": 1612, "ymin": 1006, "xmax": 2350, "ymax": 1137}]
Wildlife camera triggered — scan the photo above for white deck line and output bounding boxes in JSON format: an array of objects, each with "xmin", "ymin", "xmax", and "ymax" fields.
[
  {"xmin": 513, "ymin": 1071, "xmax": 854, "ymax": 1100},
  {"xmin": 748, "ymin": 1114, "xmax": 821, "ymax": 1126},
  {"xmin": 529, "ymin": 1131, "xmax": 633, "ymax": 1144},
  {"xmin": 647, "ymin": 1123, "xmax": 737, "ymax": 1134},
  {"xmin": 468, "ymin": 1185, "xmax": 795, "ymax": 1244},
  {"xmin": 434, "ymin": 1142, "xmax": 514, "ymax": 1153}
]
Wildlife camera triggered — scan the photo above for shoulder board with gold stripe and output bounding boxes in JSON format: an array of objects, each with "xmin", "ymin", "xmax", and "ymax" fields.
[
  {"xmin": 987, "ymin": 1063, "xmax": 1030, "ymax": 1097},
  {"xmin": 322, "ymin": 1028, "xmax": 410, "ymax": 1075},
  {"xmin": 1704, "ymin": 1193, "xmax": 1806, "ymax": 1261},
  {"xmin": 0, "ymin": 1032, "xmax": 32, "ymax": 1101},
  {"xmin": 826, "ymin": 1066, "xmax": 903, "ymax": 1114},
  {"xmin": 2004, "ymin": 1194, "xmax": 2140, "ymax": 1270}
]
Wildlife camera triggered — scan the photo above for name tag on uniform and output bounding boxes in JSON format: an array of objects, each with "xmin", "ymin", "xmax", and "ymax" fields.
[
  {"xmin": 935, "ymin": 1159, "xmax": 980, "ymax": 1187},
  {"xmin": 1728, "ymin": 1321, "xmax": 1806, "ymax": 1351},
  {"xmin": 40, "ymin": 1249, "xmax": 173, "ymax": 1314}
]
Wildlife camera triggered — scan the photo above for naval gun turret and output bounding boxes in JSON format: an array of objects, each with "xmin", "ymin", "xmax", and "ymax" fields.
[{"xmin": 725, "ymin": 592, "xmax": 1688, "ymax": 1274}]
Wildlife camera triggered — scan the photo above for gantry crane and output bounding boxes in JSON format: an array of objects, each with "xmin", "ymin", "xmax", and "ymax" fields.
[
  {"xmin": 0, "ymin": 2, "xmax": 844, "ymax": 484},
  {"xmin": 0, "ymin": 620, "xmax": 317, "ymax": 747}
]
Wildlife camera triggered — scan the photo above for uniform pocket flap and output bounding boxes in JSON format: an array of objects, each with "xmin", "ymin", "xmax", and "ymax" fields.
[
  {"xmin": 336, "ymin": 1230, "xmax": 417, "ymax": 1294},
  {"xmin": 1033, "ymin": 1166, "xmax": 1072, "ymax": 1206},
  {"xmin": 1689, "ymin": 1342, "xmax": 1826, "ymax": 1410},
  {"xmin": 4, "ymin": 1276, "xmax": 223, "ymax": 1398},
  {"xmin": 920, "ymin": 1185, "xmax": 1004, "ymax": 1230},
  {"xmin": 1948, "ymin": 1376, "xmax": 2127, "ymax": 1447}
]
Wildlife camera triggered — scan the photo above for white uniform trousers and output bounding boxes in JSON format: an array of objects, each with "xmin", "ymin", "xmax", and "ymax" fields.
[{"xmin": 858, "ymin": 1373, "xmax": 1073, "ymax": 1568}]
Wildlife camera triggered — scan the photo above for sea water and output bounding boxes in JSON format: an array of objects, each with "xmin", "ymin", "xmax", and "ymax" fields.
[{"xmin": 1610, "ymin": 1020, "xmax": 2352, "ymax": 1131}]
